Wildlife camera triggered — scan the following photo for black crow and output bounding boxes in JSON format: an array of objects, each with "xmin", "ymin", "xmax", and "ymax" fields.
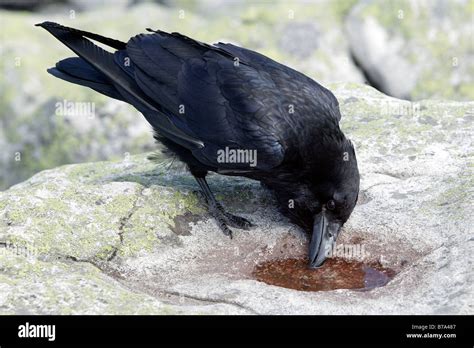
[{"xmin": 36, "ymin": 22, "xmax": 360, "ymax": 268}]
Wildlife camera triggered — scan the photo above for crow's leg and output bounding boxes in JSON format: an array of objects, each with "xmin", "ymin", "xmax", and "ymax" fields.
[
  {"xmin": 195, "ymin": 176, "xmax": 232, "ymax": 237},
  {"xmin": 194, "ymin": 176, "xmax": 253, "ymax": 238}
]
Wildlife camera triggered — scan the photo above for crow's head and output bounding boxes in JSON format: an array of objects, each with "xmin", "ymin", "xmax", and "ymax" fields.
[
  {"xmin": 307, "ymin": 142, "xmax": 359, "ymax": 268},
  {"xmin": 274, "ymin": 134, "xmax": 360, "ymax": 268}
]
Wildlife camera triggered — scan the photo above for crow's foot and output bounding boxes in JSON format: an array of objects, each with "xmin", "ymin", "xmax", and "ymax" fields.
[{"xmin": 194, "ymin": 176, "xmax": 254, "ymax": 238}]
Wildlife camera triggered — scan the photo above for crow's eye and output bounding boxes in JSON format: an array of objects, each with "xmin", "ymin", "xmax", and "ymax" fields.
[{"xmin": 326, "ymin": 200, "xmax": 336, "ymax": 211}]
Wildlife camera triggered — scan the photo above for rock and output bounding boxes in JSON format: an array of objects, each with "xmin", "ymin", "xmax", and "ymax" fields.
[
  {"xmin": 198, "ymin": 0, "xmax": 364, "ymax": 85},
  {"xmin": 65, "ymin": 0, "xmax": 133, "ymax": 12},
  {"xmin": 0, "ymin": 0, "xmax": 65, "ymax": 11},
  {"xmin": 1, "ymin": 83, "xmax": 472, "ymax": 314},
  {"xmin": 0, "ymin": 0, "xmax": 364, "ymax": 189},
  {"xmin": 345, "ymin": 0, "xmax": 474, "ymax": 101}
]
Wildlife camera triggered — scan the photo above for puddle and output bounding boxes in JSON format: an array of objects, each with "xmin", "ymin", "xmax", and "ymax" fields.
[{"xmin": 253, "ymin": 257, "xmax": 396, "ymax": 292}]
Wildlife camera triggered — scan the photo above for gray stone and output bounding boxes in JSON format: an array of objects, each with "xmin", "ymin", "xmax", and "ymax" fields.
[
  {"xmin": 0, "ymin": 83, "xmax": 472, "ymax": 314},
  {"xmin": 345, "ymin": 0, "xmax": 474, "ymax": 101}
]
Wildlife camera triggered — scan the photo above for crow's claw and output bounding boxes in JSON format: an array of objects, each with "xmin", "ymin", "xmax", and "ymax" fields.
[{"xmin": 221, "ymin": 210, "xmax": 253, "ymax": 230}]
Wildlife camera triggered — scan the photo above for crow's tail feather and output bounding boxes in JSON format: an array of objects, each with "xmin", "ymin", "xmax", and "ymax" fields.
[
  {"xmin": 35, "ymin": 21, "xmax": 127, "ymax": 50},
  {"xmin": 36, "ymin": 21, "xmax": 204, "ymax": 149},
  {"xmin": 48, "ymin": 57, "xmax": 125, "ymax": 101}
]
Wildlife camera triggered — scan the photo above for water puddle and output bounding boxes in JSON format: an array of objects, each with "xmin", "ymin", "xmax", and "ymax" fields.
[{"xmin": 253, "ymin": 257, "xmax": 396, "ymax": 291}]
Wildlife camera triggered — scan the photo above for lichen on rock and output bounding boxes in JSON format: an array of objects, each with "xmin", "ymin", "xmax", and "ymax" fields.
[{"xmin": 0, "ymin": 83, "xmax": 472, "ymax": 314}]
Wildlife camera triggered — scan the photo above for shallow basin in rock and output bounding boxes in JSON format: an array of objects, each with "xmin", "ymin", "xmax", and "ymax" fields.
[{"xmin": 253, "ymin": 257, "xmax": 396, "ymax": 292}]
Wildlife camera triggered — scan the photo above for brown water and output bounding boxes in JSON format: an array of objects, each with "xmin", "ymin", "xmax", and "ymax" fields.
[{"xmin": 253, "ymin": 257, "xmax": 396, "ymax": 291}]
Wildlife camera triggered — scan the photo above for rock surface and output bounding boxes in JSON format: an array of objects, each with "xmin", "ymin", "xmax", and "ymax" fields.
[
  {"xmin": 345, "ymin": 0, "xmax": 474, "ymax": 101},
  {"xmin": 1, "ymin": 83, "xmax": 472, "ymax": 314}
]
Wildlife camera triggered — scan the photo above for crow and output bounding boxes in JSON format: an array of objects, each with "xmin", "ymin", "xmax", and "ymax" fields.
[{"xmin": 36, "ymin": 22, "xmax": 360, "ymax": 268}]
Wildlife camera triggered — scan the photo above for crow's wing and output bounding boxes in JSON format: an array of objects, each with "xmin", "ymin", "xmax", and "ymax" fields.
[
  {"xmin": 39, "ymin": 22, "xmax": 338, "ymax": 171},
  {"xmin": 214, "ymin": 42, "xmax": 342, "ymax": 122},
  {"xmin": 181, "ymin": 53, "xmax": 287, "ymax": 170},
  {"xmin": 126, "ymin": 32, "xmax": 287, "ymax": 170}
]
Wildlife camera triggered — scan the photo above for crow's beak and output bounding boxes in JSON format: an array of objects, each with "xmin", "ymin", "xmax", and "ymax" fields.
[{"xmin": 309, "ymin": 211, "xmax": 342, "ymax": 268}]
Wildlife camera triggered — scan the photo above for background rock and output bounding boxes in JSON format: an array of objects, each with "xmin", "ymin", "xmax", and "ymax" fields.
[
  {"xmin": 345, "ymin": 0, "xmax": 474, "ymax": 100},
  {"xmin": 0, "ymin": 0, "xmax": 67, "ymax": 11},
  {"xmin": 0, "ymin": 83, "xmax": 472, "ymax": 314}
]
